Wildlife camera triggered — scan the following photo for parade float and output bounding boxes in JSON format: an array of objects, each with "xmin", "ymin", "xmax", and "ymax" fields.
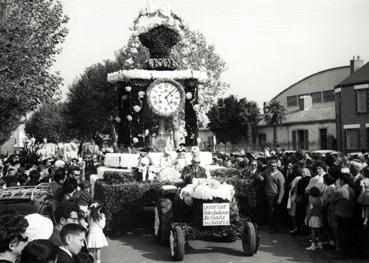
[{"xmin": 93, "ymin": 6, "xmax": 258, "ymax": 251}]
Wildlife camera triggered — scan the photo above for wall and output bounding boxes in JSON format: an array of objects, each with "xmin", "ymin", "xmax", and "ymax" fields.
[
  {"xmin": 0, "ymin": 124, "xmax": 27, "ymax": 154},
  {"xmin": 337, "ymin": 86, "xmax": 369, "ymax": 151},
  {"xmin": 258, "ymin": 121, "xmax": 336, "ymax": 151},
  {"xmin": 273, "ymin": 66, "xmax": 350, "ymax": 113}
]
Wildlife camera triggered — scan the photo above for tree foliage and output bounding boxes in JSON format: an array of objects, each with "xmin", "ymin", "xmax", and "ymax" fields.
[
  {"xmin": 264, "ymin": 100, "xmax": 286, "ymax": 145},
  {"xmin": 264, "ymin": 100, "xmax": 286, "ymax": 126},
  {"xmin": 65, "ymin": 60, "xmax": 119, "ymax": 142},
  {"xmin": 25, "ymin": 103, "xmax": 69, "ymax": 143},
  {"xmin": 0, "ymin": 0, "xmax": 68, "ymax": 144},
  {"xmin": 207, "ymin": 95, "xmax": 261, "ymax": 144}
]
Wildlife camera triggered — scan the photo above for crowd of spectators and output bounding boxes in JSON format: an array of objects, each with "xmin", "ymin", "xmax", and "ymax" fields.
[
  {"xmin": 213, "ymin": 148, "xmax": 369, "ymax": 259},
  {"xmin": 1, "ymin": 145, "xmax": 369, "ymax": 261},
  {"xmin": 0, "ymin": 148, "xmax": 105, "ymax": 263}
]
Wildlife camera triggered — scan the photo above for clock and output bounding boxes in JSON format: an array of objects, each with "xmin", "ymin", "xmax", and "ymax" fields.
[{"xmin": 146, "ymin": 79, "xmax": 185, "ymax": 117}]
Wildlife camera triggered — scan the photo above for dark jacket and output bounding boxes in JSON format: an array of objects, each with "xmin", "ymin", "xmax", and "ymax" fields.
[
  {"xmin": 331, "ymin": 184, "xmax": 355, "ymax": 219},
  {"xmin": 56, "ymin": 248, "xmax": 77, "ymax": 263},
  {"xmin": 181, "ymin": 165, "xmax": 206, "ymax": 185}
]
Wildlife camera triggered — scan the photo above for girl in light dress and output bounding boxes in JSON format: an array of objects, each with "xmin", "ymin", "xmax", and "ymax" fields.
[
  {"xmin": 87, "ymin": 202, "xmax": 108, "ymax": 263},
  {"xmin": 358, "ymin": 167, "xmax": 369, "ymax": 229},
  {"xmin": 306, "ymin": 187, "xmax": 324, "ymax": 251}
]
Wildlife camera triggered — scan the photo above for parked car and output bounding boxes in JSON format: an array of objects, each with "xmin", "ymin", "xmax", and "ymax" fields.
[
  {"xmin": 311, "ymin": 150, "xmax": 344, "ymax": 159},
  {"xmin": 0, "ymin": 183, "xmax": 56, "ymax": 223}
]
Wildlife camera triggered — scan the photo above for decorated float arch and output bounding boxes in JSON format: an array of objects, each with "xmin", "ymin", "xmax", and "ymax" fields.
[{"xmin": 107, "ymin": 6, "xmax": 207, "ymax": 150}]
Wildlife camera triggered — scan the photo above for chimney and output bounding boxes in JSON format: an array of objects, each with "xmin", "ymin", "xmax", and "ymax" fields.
[
  {"xmin": 299, "ymin": 95, "xmax": 312, "ymax": 111},
  {"xmin": 350, "ymin": 55, "xmax": 363, "ymax": 74}
]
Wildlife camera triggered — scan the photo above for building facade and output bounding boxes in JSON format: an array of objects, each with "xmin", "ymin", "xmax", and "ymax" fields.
[
  {"xmin": 0, "ymin": 124, "xmax": 27, "ymax": 154},
  {"xmin": 258, "ymin": 66, "xmax": 351, "ymax": 151},
  {"xmin": 335, "ymin": 57, "xmax": 369, "ymax": 152}
]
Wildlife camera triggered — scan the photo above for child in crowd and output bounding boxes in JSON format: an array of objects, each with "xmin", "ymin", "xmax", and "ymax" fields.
[
  {"xmin": 87, "ymin": 202, "xmax": 108, "ymax": 263},
  {"xmin": 306, "ymin": 187, "xmax": 323, "ymax": 251},
  {"xmin": 57, "ymin": 223, "xmax": 86, "ymax": 263},
  {"xmin": 358, "ymin": 167, "xmax": 369, "ymax": 229}
]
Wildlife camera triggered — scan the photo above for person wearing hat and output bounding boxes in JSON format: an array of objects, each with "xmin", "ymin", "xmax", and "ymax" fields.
[{"xmin": 181, "ymin": 154, "xmax": 207, "ymax": 185}]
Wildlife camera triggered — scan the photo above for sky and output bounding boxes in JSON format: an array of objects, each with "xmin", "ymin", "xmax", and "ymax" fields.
[{"xmin": 54, "ymin": 0, "xmax": 369, "ymax": 107}]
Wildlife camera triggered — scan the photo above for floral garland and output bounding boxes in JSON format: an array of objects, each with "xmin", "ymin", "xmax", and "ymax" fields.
[{"xmin": 133, "ymin": 9, "xmax": 185, "ymax": 37}]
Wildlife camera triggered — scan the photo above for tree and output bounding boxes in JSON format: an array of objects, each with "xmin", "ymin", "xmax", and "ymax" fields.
[
  {"xmin": 65, "ymin": 60, "xmax": 120, "ymax": 142},
  {"xmin": 238, "ymin": 99, "xmax": 261, "ymax": 144},
  {"xmin": 207, "ymin": 96, "xmax": 262, "ymax": 147},
  {"xmin": 263, "ymin": 100, "xmax": 286, "ymax": 146},
  {"xmin": 25, "ymin": 103, "xmax": 69, "ymax": 142},
  {"xmin": 207, "ymin": 95, "xmax": 243, "ymax": 145},
  {"xmin": 0, "ymin": 0, "xmax": 68, "ymax": 144}
]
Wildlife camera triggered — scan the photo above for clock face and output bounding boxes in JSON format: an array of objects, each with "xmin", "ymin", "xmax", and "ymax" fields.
[{"xmin": 147, "ymin": 79, "xmax": 184, "ymax": 117}]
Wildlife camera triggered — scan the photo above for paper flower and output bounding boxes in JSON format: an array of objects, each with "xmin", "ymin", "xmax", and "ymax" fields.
[
  {"xmin": 125, "ymin": 58, "xmax": 134, "ymax": 65},
  {"xmin": 126, "ymin": 115, "xmax": 133, "ymax": 121},
  {"xmin": 133, "ymin": 105, "xmax": 141, "ymax": 112},
  {"xmin": 138, "ymin": 91, "xmax": 145, "ymax": 98},
  {"xmin": 132, "ymin": 137, "xmax": 139, "ymax": 144}
]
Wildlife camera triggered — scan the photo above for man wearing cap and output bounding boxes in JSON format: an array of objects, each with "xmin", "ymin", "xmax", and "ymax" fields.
[{"xmin": 181, "ymin": 155, "xmax": 207, "ymax": 185}]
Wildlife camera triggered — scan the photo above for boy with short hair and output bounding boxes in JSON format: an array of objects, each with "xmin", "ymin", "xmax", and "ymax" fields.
[{"xmin": 57, "ymin": 224, "xmax": 86, "ymax": 263}]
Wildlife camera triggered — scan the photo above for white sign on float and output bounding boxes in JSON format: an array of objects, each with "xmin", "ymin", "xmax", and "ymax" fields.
[{"xmin": 203, "ymin": 203, "xmax": 230, "ymax": 226}]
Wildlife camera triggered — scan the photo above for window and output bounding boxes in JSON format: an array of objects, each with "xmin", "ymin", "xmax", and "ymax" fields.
[
  {"xmin": 356, "ymin": 89, "xmax": 368, "ymax": 113},
  {"xmin": 345, "ymin": 129, "xmax": 360, "ymax": 150},
  {"xmin": 287, "ymin": 96, "xmax": 297, "ymax": 107},
  {"xmin": 310, "ymin": 92, "xmax": 322, "ymax": 104},
  {"xmin": 258, "ymin": 133, "xmax": 266, "ymax": 147},
  {"xmin": 292, "ymin": 129, "xmax": 309, "ymax": 150},
  {"xmin": 319, "ymin": 128, "xmax": 328, "ymax": 150},
  {"xmin": 323, "ymin": 90, "xmax": 335, "ymax": 102}
]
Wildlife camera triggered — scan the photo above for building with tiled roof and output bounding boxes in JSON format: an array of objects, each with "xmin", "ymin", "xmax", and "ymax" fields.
[
  {"xmin": 335, "ymin": 56, "xmax": 369, "ymax": 152},
  {"xmin": 258, "ymin": 63, "xmax": 352, "ymax": 151}
]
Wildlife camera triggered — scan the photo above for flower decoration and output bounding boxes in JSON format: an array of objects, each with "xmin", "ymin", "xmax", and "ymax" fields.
[
  {"xmin": 193, "ymin": 104, "xmax": 200, "ymax": 112},
  {"xmin": 124, "ymin": 58, "xmax": 134, "ymax": 66},
  {"xmin": 132, "ymin": 137, "xmax": 139, "ymax": 144},
  {"xmin": 126, "ymin": 115, "xmax": 133, "ymax": 121},
  {"xmin": 133, "ymin": 105, "xmax": 141, "ymax": 112},
  {"xmin": 144, "ymin": 129, "xmax": 150, "ymax": 136},
  {"xmin": 138, "ymin": 91, "xmax": 145, "ymax": 98},
  {"xmin": 125, "ymin": 86, "xmax": 132, "ymax": 92},
  {"xmin": 180, "ymin": 46, "xmax": 190, "ymax": 56},
  {"xmin": 185, "ymin": 92, "xmax": 193, "ymax": 100}
]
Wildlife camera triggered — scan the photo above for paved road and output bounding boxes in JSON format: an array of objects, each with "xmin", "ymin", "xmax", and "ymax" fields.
[{"xmin": 101, "ymin": 209, "xmax": 366, "ymax": 263}]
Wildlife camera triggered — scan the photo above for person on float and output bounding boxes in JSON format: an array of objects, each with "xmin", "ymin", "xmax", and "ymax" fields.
[
  {"xmin": 174, "ymin": 147, "xmax": 188, "ymax": 173},
  {"xmin": 181, "ymin": 154, "xmax": 207, "ymax": 185},
  {"xmin": 157, "ymin": 146, "xmax": 180, "ymax": 181}
]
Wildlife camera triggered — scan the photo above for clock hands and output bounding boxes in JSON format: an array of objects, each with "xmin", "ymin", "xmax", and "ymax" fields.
[{"xmin": 165, "ymin": 88, "xmax": 176, "ymax": 99}]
